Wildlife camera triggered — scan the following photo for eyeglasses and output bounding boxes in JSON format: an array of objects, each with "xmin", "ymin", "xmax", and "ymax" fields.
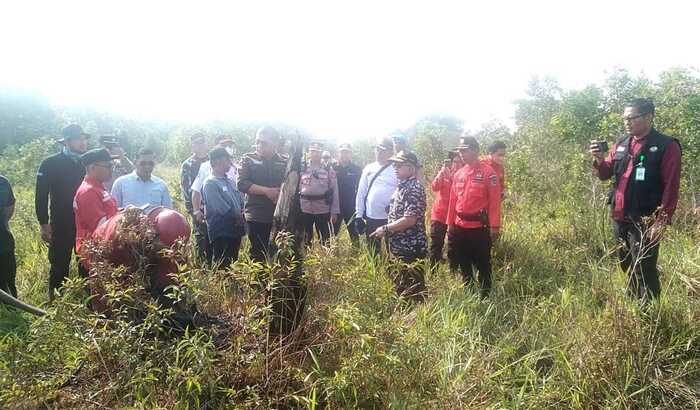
[{"xmin": 622, "ymin": 113, "xmax": 648, "ymax": 123}]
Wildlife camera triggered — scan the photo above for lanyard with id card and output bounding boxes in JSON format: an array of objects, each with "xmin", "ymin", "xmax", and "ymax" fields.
[{"xmin": 635, "ymin": 155, "xmax": 646, "ymax": 181}]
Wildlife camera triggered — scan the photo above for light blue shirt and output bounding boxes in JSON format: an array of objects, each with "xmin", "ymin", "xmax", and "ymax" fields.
[{"xmin": 111, "ymin": 171, "xmax": 173, "ymax": 213}]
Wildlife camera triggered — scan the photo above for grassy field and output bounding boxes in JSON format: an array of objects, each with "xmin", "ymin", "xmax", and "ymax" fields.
[{"xmin": 1, "ymin": 158, "xmax": 700, "ymax": 409}]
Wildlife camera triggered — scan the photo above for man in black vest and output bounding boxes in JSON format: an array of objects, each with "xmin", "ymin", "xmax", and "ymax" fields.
[
  {"xmin": 237, "ymin": 126, "xmax": 287, "ymax": 263},
  {"xmin": 590, "ymin": 98, "xmax": 681, "ymax": 303},
  {"xmin": 35, "ymin": 124, "xmax": 89, "ymax": 300}
]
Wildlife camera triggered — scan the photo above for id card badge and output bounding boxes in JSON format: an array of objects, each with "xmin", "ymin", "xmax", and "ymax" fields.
[{"xmin": 635, "ymin": 167, "xmax": 646, "ymax": 181}]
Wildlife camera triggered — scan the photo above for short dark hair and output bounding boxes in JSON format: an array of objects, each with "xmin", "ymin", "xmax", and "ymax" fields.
[
  {"xmin": 624, "ymin": 98, "xmax": 655, "ymax": 116},
  {"xmin": 190, "ymin": 132, "xmax": 206, "ymax": 143},
  {"xmin": 256, "ymin": 126, "xmax": 281, "ymax": 143},
  {"xmin": 137, "ymin": 148, "xmax": 155, "ymax": 157},
  {"xmin": 209, "ymin": 147, "xmax": 231, "ymax": 163},
  {"xmin": 488, "ymin": 140, "xmax": 507, "ymax": 154}
]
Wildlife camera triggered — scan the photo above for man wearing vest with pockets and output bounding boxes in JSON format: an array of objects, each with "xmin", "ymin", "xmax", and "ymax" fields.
[{"xmin": 591, "ymin": 98, "xmax": 682, "ymax": 303}]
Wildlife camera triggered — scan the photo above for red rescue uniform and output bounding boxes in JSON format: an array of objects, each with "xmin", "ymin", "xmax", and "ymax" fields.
[
  {"xmin": 446, "ymin": 162, "xmax": 501, "ymax": 229},
  {"xmin": 74, "ymin": 176, "xmax": 118, "ymax": 257},
  {"xmin": 445, "ymin": 161, "xmax": 501, "ymax": 297},
  {"xmin": 430, "ymin": 169, "xmax": 452, "ymax": 224},
  {"xmin": 428, "ymin": 168, "xmax": 453, "ymax": 264}
]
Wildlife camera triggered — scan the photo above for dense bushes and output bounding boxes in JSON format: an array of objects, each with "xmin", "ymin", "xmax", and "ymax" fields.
[{"xmin": 1, "ymin": 68, "xmax": 700, "ymax": 408}]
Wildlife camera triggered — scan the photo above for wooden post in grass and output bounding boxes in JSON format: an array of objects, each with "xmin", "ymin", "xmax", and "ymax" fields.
[{"xmin": 268, "ymin": 131, "xmax": 307, "ymax": 337}]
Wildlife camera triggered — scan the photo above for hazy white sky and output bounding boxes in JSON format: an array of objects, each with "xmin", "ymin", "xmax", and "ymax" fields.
[{"xmin": 1, "ymin": 0, "xmax": 698, "ymax": 141}]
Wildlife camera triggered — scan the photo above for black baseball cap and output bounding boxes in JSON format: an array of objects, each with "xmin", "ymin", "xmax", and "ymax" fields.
[
  {"xmin": 391, "ymin": 131, "xmax": 408, "ymax": 144},
  {"xmin": 100, "ymin": 135, "xmax": 121, "ymax": 146},
  {"xmin": 209, "ymin": 147, "xmax": 232, "ymax": 162},
  {"xmin": 388, "ymin": 151, "xmax": 420, "ymax": 167},
  {"xmin": 455, "ymin": 136, "xmax": 479, "ymax": 151},
  {"xmin": 215, "ymin": 135, "xmax": 234, "ymax": 145},
  {"xmin": 375, "ymin": 137, "xmax": 393, "ymax": 151},
  {"xmin": 58, "ymin": 124, "xmax": 90, "ymax": 143},
  {"xmin": 308, "ymin": 140, "xmax": 324, "ymax": 151},
  {"xmin": 80, "ymin": 148, "xmax": 118, "ymax": 167}
]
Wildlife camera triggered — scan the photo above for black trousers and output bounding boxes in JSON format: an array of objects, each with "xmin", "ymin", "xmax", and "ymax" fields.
[
  {"xmin": 48, "ymin": 232, "xmax": 78, "ymax": 300},
  {"xmin": 0, "ymin": 250, "xmax": 17, "ymax": 298},
  {"xmin": 389, "ymin": 253, "xmax": 427, "ymax": 302},
  {"xmin": 247, "ymin": 221, "xmax": 273, "ymax": 263},
  {"xmin": 613, "ymin": 219, "xmax": 662, "ymax": 302},
  {"xmin": 301, "ymin": 212, "xmax": 332, "ymax": 246},
  {"xmin": 192, "ymin": 218, "xmax": 212, "ymax": 264},
  {"xmin": 447, "ymin": 226, "xmax": 492, "ymax": 297},
  {"xmin": 211, "ymin": 237, "xmax": 242, "ymax": 268},
  {"xmin": 429, "ymin": 220, "xmax": 448, "ymax": 265},
  {"xmin": 365, "ymin": 218, "xmax": 388, "ymax": 256},
  {"xmin": 332, "ymin": 211, "xmax": 359, "ymax": 246}
]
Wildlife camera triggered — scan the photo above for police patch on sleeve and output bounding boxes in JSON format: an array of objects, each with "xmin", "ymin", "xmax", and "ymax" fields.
[{"xmin": 489, "ymin": 174, "xmax": 498, "ymax": 186}]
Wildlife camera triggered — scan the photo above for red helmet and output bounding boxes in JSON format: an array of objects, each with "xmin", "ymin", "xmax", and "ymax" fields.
[{"xmin": 148, "ymin": 207, "xmax": 191, "ymax": 246}]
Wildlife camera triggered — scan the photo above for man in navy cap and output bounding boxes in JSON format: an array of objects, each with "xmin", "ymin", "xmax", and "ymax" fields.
[
  {"xmin": 201, "ymin": 147, "xmax": 246, "ymax": 267},
  {"xmin": 35, "ymin": 124, "xmax": 89, "ymax": 300}
]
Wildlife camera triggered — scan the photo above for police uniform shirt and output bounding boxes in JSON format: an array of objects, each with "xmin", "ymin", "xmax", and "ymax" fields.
[{"xmin": 299, "ymin": 164, "xmax": 340, "ymax": 215}]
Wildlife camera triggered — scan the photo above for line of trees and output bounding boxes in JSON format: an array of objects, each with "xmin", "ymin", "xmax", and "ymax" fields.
[{"xmin": 2, "ymin": 66, "xmax": 699, "ymax": 195}]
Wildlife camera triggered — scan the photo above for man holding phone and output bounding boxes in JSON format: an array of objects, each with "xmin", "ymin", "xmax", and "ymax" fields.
[{"xmin": 590, "ymin": 98, "xmax": 681, "ymax": 303}]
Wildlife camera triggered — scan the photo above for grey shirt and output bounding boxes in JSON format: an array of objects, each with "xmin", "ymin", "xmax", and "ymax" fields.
[{"xmin": 202, "ymin": 174, "xmax": 245, "ymax": 241}]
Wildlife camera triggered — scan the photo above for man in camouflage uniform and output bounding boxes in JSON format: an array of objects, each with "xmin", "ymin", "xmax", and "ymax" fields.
[
  {"xmin": 180, "ymin": 133, "xmax": 211, "ymax": 262},
  {"xmin": 101, "ymin": 135, "xmax": 134, "ymax": 192},
  {"xmin": 370, "ymin": 151, "xmax": 427, "ymax": 301}
]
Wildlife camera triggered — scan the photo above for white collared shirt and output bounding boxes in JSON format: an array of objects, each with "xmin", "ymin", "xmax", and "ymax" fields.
[
  {"xmin": 355, "ymin": 161, "xmax": 398, "ymax": 220},
  {"xmin": 191, "ymin": 160, "xmax": 238, "ymax": 193}
]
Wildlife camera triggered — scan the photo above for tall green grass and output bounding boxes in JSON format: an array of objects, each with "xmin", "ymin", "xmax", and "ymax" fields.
[{"xmin": 1, "ymin": 154, "xmax": 699, "ymax": 408}]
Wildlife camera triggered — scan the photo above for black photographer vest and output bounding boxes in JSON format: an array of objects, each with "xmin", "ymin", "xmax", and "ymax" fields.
[{"xmin": 612, "ymin": 129, "xmax": 679, "ymax": 218}]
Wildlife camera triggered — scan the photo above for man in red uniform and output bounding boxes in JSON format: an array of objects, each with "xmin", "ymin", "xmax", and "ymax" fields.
[
  {"xmin": 446, "ymin": 136, "xmax": 501, "ymax": 297},
  {"xmin": 429, "ymin": 150, "xmax": 463, "ymax": 265},
  {"xmin": 74, "ymin": 149, "xmax": 119, "ymax": 271},
  {"xmin": 482, "ymin": 140, "xmax": 507, "ymax": 198},
  {"xmin": 590, "ymin": 98, "xmax": 681, "ymax": 303}
]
